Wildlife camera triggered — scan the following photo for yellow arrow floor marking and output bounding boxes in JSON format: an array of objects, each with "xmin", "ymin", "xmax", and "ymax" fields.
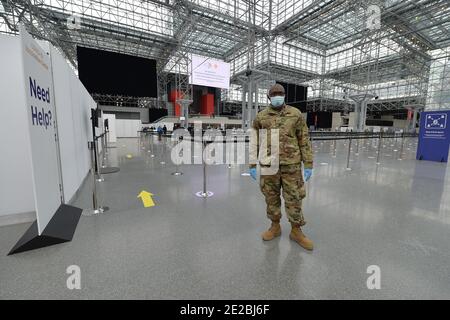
[{"xmin": 137, "ymin": 190, "xmax": 155, "ymax": 207}]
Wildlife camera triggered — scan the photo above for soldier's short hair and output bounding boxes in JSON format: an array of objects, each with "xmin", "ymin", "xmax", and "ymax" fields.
[{"xmin": 268, "ymin": 83, "xmax": 286, "ymax": 96}]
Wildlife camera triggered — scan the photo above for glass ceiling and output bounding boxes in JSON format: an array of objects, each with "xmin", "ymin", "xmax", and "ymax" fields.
[{"xmin": 0, "ymin": 0, "xmax": 449, "ymax": 105}]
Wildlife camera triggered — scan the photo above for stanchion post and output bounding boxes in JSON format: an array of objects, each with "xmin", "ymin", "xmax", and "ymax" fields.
[
  {"xmin": 91, "ymin": 113, "xmax": 99, "ymax": 176},
  {"xmin": 355, "ymin": 137, "xmax": 360, "ymax": 156},
  {"xmin": 398, "ymin": 132, "xmax": 405, "ymax": 160},
  {"xmin": 195, "ymin": 140, "xmax": 213, "ymax": 198},
  {"xmin": 101, "ymin": 133, "xmax": 107, "ymax": 168},
  {"xmin": 150, "ymin": 131, "xmax": 155, "ymax": 157},
  {"xmin": 104, "ymin": 129, "xmax": 109, "ymax": 153},
  {"xmin": 346, "ymin": 137, "xmax": 352, "ymax": 170},
  {"xmin": 163, "ymin": 135, "xmax": 166, "ymax": 153},
  {"xmin": 332, "ymin": 138, "xmax": 337, "ymax": 158},
  {"xmin": 160, "ymin": 135, "xmax": 167, "ymax": 165},
  {"xmin": 92, "ymin": 145, "xmax": 98, "ymax": 211},
  {"xmin": 240, "ymin": 132, "xmax": 251, "ymax": 176},
  {"xmin": 203, "ymin": 155, "xmax": 207, "ymax": 194},
  {"xmin": 171, "ymin": 136, "xmax": 183, "ymax": 176},
  {"xmin": 376, "ymin": 131, "xmax": 383, "ymax": 165},
  {"xmin": 95, "ymin": 137, "xmax": 104, "ymax": 182},
  {"xmin": 83, "ymin": 142, "xmax": 109, "ymax": 216}
]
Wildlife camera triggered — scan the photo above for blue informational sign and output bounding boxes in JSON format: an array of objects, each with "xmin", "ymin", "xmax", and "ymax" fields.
[{"xmin": 416, "ymin": 110, "xmax": 450, "ymax": 162}]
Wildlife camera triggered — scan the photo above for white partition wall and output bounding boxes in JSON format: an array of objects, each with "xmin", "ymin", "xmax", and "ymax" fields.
[
  {"xmin": 0, "ymin": 33, "xmax": 96, "ymax": 223},
  {"xmin": 348, "ymin": 112, "xmax": 357, "ymax": 129},
  {"xmin": 50, "ymin": 46, "xmax": 95, "ymax": 202},
  {"xmin": 115, "ymin": 119, "xmax": 141, "ymax": 137},
  {"xmin": 51, "ymin": 45, "xmax": 77, "ymax": 202},
  {"xmin": 332, "ymin": 112, "xmax": 342, "ymax": 129},
  {"xmin": 103, "ymin": 114, "xmax": 117, "ymax": 143},
  {"xmin": 0, "ymin": 35, "xmax": 35, "ymax": 218}
]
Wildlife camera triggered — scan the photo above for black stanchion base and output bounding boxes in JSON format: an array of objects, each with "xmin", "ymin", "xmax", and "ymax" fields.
[
  {"xmin": 8, "ymin": 204, "xmax": 82, "ymax": 255},
  {"xmin": 100, "ymin": 167, "xmax": 120, "ymax": 174}
]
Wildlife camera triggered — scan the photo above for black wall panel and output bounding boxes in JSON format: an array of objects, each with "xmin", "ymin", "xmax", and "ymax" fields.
[
  {"xmin": 277, "ymin": 82, "xmax": 307, "ymax": 112},
  {"xmin": 307, "ymin": 112, "xmax": 332, "ymax": 129},
  {"xmin": 366, "ymin": 119, "xmax": 394, "ymax": 127},
  {"xmin": 287, "ymin": 83, "xmax": 296, "ymax": 103},
  {"xmin": 148, "ymin": 108, "xmax": 168, "ymax": 122}
]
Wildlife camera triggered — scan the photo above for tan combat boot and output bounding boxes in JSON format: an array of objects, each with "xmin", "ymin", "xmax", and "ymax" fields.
[
  {"xmin": 289, "ymin": 222, "xmax": 314, "ymax": 251},
  {"xmin": 262, "ymin": 220, "xmax": 281, "ymax": 241}
]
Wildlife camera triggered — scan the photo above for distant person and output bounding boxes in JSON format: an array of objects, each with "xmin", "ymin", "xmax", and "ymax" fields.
[
  {"xmin": 157, "ymin": 126, "xmax": 163, "ymax": 140},
  {"xmin": 163, "ymin": 125, "xmax": 167, "ymax": 135}
]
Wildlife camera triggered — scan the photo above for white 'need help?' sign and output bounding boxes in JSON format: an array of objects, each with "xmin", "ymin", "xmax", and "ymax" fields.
[{"xmin": 20, "ymin": 25, "xmax": 61, "ymax": 234}]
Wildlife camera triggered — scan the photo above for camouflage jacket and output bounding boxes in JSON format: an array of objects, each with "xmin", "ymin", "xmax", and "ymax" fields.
[{"xmin": 249, "ymin": 105, "xmax": 313, "ymax": 169}]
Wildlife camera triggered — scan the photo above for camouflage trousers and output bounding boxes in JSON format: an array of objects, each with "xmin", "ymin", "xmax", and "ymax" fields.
[{"xmin": 260, "ymin": 164, "xmax": 306, "ymax": 226}]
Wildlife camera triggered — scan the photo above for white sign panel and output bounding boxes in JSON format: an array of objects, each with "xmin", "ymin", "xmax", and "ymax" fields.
[
  {"xmin": 189, "ymin": 55, "xmax": 230, "ymax": 89},
  {"xmin": 20, "ymin": 25, "xmax": 61, "ymax": 234}
]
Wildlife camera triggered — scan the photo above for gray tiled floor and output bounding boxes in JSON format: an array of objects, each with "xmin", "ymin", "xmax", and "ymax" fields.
[{"xmin": 1, "ymin": 135, "xmax": 450, "ymax": 299}]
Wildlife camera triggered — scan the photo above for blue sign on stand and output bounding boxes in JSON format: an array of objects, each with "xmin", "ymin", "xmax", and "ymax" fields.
[{"xmin": 417, "ymin": 110, "xmax": 450, "ymax": 162}]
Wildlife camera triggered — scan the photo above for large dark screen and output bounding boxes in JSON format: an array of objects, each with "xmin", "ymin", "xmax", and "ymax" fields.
[{"xmin": 77, "ymin": 47, "xmax": 157, "ymax": 97}]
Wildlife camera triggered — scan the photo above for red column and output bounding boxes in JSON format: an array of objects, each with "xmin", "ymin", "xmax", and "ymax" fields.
[
  {"xmin": 201, "ymin": 93, "xmax": 214, "ymax": 115},
  {"xmin": 169, "ymin": 90, "xmax": 183, "ymax": 116},
  {"xmin": 407, "ymin": 109, "xmax": 413, "ymax": 121}
]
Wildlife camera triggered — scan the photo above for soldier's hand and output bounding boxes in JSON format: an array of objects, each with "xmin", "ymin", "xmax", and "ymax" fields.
[
  {"xmin": 249, "ymin": 168, "xmax": 257, "ymax": 181},
  {"xmin": 304, "ymin": 169, "xmax": 313, "ymax": 182}
]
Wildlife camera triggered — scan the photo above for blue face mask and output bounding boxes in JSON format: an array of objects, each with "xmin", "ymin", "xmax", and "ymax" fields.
[{"xmin": 270, "ymin": 96, "xmax": 285, "ymax": 108}]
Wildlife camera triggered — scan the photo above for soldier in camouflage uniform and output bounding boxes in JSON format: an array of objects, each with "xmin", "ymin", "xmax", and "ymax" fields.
[{"xmin": 249, "ymin": 83, "xmax": 314, "ymax": 250}]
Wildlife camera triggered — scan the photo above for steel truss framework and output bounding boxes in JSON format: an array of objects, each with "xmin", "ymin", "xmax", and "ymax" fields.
[{"xmin": 1, "ymin": 0, "xmax": 449, "ymax": 111}]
